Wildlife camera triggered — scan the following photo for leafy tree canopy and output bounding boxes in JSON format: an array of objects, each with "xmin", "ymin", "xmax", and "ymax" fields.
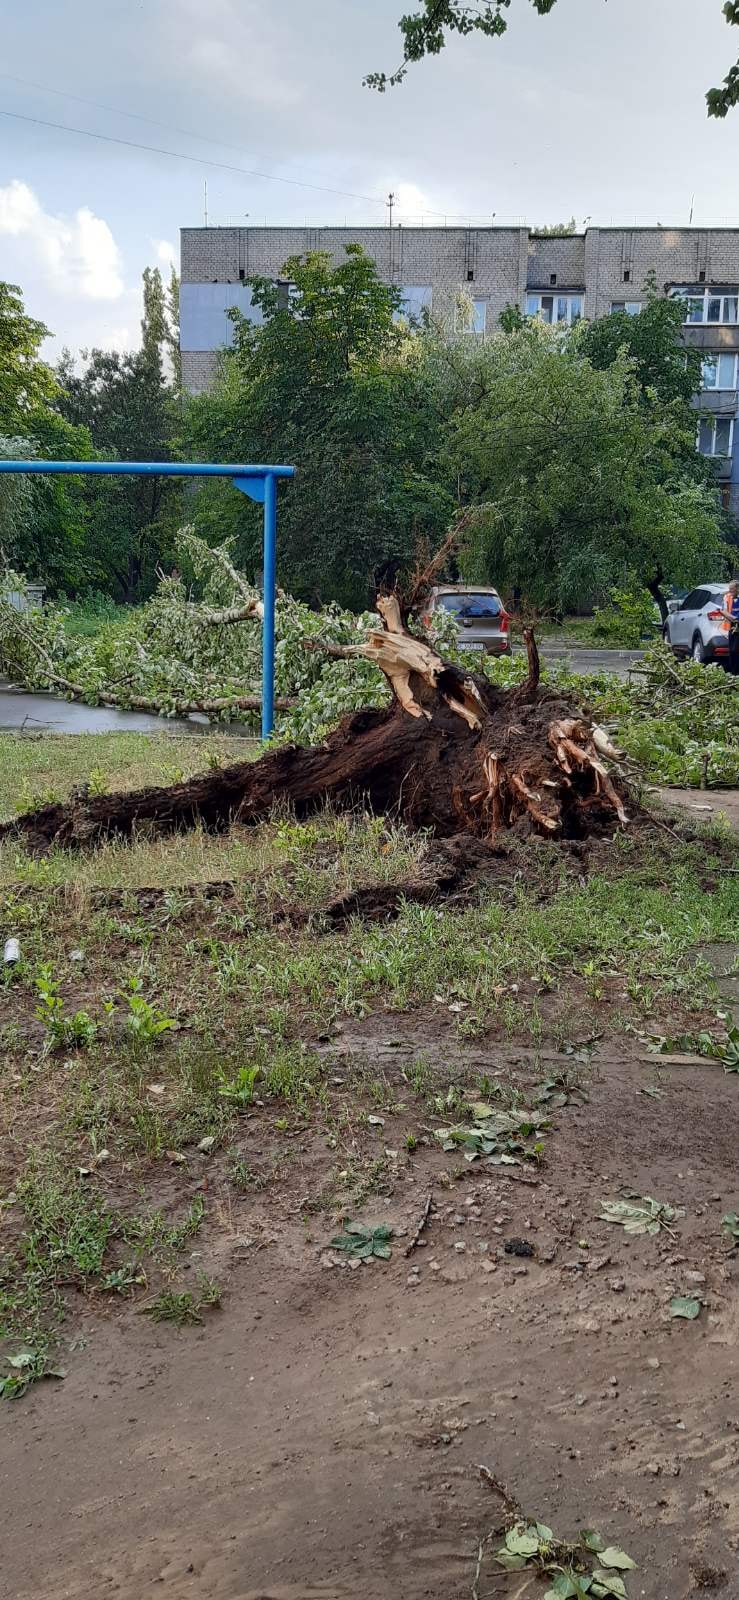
[
  {"xmin": 441, "ymin": 322, "xmax": 728, "ymax": 614},
  {"xmin": 366, "ymin": 0, "xmax": 739, "ymax": 117},
  {"xmin": 186, "ymin": 247, "xmax": 454, "ymax": 608},
  {"xmin": 0, "ymin": 280, "xmax": 58, "ymax": 429},
  {"xmin": 578, "ymin": 279, "xmax": 703, "ymax": 408}
]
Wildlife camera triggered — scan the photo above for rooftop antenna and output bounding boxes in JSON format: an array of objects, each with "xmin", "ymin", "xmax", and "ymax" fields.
[
  {"xmin": 387, "ymin": 191, "xmax": 395, "ymax": 228},
  {"xmin": 204, "ymin": 181, "xmax": 208, "ymax": 227},
  {"xmin": 689, "ymin": 193, "xmax": 695, "ymax": 224}
]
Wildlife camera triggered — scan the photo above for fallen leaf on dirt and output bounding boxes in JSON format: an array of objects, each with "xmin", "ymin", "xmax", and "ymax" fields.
[
  {"xmin": 599, "ymin": 1197, "xmax": 682, "ymax": 1236},
  {"xmin": 592, "ymin": 1571, "xmax": 629, "ymax": 1597},
  {"xmin": 504, "ymin": 1524, "xmax": 540, "ymax": 1557},
  {"xmin": 722, "ymin": 1212, "xmax": 739, "ymax": 1248},
  {"xmin": 670, "ymin": 1295, "xmax": 702, "ymax": 1320},
  {"xmin": 599, "ymin": 1548, "xmax": 636, "ymax": 1570},
  {"xmin": 581, "ymin": 1530, "xmax": 605, "ymax": 1552}
]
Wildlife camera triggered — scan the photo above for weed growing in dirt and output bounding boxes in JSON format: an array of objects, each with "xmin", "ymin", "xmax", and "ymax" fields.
[
  {"xmin": 0, "ymin": 1346, "xmax": 66, "ymax": 1402},
  {"xmin": 143, "ymin": 1272, "xmax": 221, "ymax": 1325},
  {"xmin": 34, "ymin": 965, "xmax": 97, "ymax": 1052},
  {"xmin": 115, "ymin": 976, "xmax": 178, "ymax": 1046},
  {"xmin": 217, "ymin": 1063, "xmax": 261, "ymax": 1107}
]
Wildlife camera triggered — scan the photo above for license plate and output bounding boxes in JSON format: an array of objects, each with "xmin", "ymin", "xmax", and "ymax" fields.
[{"xmin": 460, "ymin": 640, "xmax": 485, "ymax": 651}]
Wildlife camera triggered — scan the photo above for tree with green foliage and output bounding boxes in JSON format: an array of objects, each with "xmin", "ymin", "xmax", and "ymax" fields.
[
  {"xmin": 0, "ymin": 281, "xmax": 58, "ymax": 430},
  {"xmin": 579, "ymin": 282, "xmax": 703, "ymax": 408},
  {"xmin": 442, "ymin": 322, "xmax": 727, "ymax": 617},
  {"xmin": 186, "ymin": 246, "xmax": 455, "ymax": 607},
  {"xmin": 367, "ymin": 1, "xmax": 739, "ymax": 117},
  {"xmin": 532, "ymin": 218, "xmax": 577, "ymax": 237},
  {"xmin": 57, "ymin": 268, "xmax": 182, "ymax": 601},
  {"xmin": 0, "ymin": 280, "xmax": 97, "ymax": 590}
]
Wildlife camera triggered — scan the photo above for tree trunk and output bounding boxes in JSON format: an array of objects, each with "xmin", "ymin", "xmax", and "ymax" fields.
[
  {"xmin": 0, "ymin": 606, "xmax": 629, "ymax": 854},
  {"xmin": 646, "ymin": 573, "xmax": 668, "ymax": 624}
]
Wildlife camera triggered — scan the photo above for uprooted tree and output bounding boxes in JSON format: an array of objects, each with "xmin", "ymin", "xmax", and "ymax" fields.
[{"xmin": 0, "ymin": 543, "xmax": 629, "ymax": 853}]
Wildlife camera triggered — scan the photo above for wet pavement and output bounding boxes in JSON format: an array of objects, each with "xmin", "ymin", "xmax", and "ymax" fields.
[{"xmin": 0, "ymin": 686, "xmax": 211, "ymax": 736}]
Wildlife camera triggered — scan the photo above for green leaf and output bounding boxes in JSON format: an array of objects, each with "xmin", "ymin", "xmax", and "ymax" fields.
[
  {"xmin": 545, "ymin": 1580, "xmax": 577, "ymax": 1599},
  {"xmin": 536, "ymin": 1521, "xmax": 554, "ymax": 1542},
  {"xmin": 495, "ymin": 1549, "xmax": 528, "ymax": 1571},
  {"xmin": 581, "ymin": 1530, "xmax": 605, "ymax": 1553},
  {"xmin": 505, "ymin": 1523, "xmax": 540, "ymax": 1556},
  {"xmin": 592, "ymin": 1572, "xmax": 628, "ymax": 1598},
  {"xmin": 599, "ymin": 1548, "xmax": 636, "ymax": 1571},
  {"xmin": 670, "ymin": 1295, "xmax": 701, "ymax": 1319}
]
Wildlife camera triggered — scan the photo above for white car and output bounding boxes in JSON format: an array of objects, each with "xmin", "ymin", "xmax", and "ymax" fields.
[{"xmin": 663, "ymin": 583, "xmax": 732, "ymax": 665}]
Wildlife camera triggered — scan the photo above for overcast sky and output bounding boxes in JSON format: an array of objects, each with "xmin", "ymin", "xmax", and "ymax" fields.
[{"xmin": 1, "ymin": 0, "xmax": 739, "ymax": 358}]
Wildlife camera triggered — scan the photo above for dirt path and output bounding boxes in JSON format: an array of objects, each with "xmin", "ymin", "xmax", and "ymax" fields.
[{"xmin": 4, "ymin": 1028, "xmax": 739, "ymax": 1600}]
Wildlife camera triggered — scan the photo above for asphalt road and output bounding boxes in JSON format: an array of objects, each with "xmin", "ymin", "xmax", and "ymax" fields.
[{"xmin": 0, "ymin": 649, "xmax": 645, "ymax": 735}]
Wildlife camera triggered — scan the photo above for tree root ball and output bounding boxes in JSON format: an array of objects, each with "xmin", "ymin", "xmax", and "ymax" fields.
[{"xmin": 0, "ymin": 622, "xmax": 630, "ymax": 854}]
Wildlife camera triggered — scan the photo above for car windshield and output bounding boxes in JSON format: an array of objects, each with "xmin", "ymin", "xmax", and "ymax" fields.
[{"xmin": 438, "ymin": 593, "xmax": 502, "ymax": 619}]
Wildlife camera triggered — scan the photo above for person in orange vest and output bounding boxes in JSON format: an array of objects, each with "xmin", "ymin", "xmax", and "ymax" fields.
[{"xmin": 720, "ymin": 578, "xmax": 739, "ymax": 674}]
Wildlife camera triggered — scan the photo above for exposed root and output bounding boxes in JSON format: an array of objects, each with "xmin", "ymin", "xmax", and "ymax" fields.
[{"xmin": 0, "ymin": 600, "xmax": 631, "ymax": 853}]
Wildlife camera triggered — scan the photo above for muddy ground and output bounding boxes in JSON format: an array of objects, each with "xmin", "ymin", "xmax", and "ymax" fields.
[{"xmin": 4, "ymin": 1010, "xmax": 739, "ymax": 1600}]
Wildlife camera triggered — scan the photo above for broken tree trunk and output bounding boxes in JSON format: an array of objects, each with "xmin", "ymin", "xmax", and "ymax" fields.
[{"xmin": 0, "ymin": 601, "xmax": 628, "ymax": 852}]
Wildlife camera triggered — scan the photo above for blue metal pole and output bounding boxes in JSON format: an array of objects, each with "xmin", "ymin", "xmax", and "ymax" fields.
[{"xmin": 262, "ymin": 473, "xmax": 277, "ymax": 741}]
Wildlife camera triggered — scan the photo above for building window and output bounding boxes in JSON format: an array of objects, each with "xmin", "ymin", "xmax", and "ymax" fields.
[
  {"xmin": 610, "ymin": 301, "xmax": 643, "ymax": 315},
  {"xmin": 550, "ymin": 273, "xmax": 557, "ymax": 286},
  {"xmin": 395, "ymin": 285, "xmax": 433, "ymax": 324},
  {"xmin": 701, "ymin": 353, "xmax": 738, "ymax": 390},
  {"xmin": 623, "ymin": 270, "xmax": 631, "ymax": 283},
  {"xmin": 698, "ymin": 416, "xmax": 734, "ymax": 457},
  {"xmin": 525, "ymin": 291, "xmax": 583, "ymax": 325},
  {"xmin": 675, "ymin": 287, "xmax": 739, "ymax": 324},
  {"xmin": 455, "ymin": 295, "xmax": 487, "ymax": 335},
  {"xmin": 466, "ymin": 269, "xmax": 474, "ymax": 282}
]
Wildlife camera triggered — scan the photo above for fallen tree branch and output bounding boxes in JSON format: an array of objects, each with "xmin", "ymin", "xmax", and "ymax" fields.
[{"xmin": 1, "ymin": 601, "xmax": 294, "ymax": 716}]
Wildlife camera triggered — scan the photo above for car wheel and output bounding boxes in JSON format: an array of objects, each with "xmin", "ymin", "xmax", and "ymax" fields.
[{"xmin": 691, "ymin": 635, "xmax": 706, "ymax": 664}]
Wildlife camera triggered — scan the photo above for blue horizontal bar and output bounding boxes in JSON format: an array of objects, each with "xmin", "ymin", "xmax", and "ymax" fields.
[{"xmin": 0, "ymin": 460, "xmax": 295, "ymax": 479}]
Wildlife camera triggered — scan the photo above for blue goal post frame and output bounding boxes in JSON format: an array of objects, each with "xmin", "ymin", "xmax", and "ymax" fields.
[{"xmin": 0, "ymin": 460, "xmax": 295, "ymax": 739}]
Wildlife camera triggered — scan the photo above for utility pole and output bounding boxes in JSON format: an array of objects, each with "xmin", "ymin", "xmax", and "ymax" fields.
[{"xmin": 386, "ymin": 191, "xmax": 395, "ymax": 228}]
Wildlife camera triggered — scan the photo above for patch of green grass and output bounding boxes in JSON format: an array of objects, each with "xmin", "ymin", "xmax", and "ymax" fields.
[{"xmin": 142, "ymin": 1272, "xmax": 221, "ymax": 1326}]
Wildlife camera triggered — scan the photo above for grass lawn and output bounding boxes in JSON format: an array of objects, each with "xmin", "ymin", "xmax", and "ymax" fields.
[{"xmin": 1, "ymin": 729, "xmax": 738, "ymax": 1597}]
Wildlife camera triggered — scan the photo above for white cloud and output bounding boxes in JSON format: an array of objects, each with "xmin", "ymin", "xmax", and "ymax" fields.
[
  {"xmin": 0, "ymin": 180, "xmax": 124, "ymax": 301},
  {"xmin": 154, "ymin": 238, "xmax": 177, "ymax": 268}
]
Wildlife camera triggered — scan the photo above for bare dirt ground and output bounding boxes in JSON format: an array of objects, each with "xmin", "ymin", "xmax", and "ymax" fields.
[{"xmin": 4, "ymin": 1017, "xmax": 739, "ymax": 1600}]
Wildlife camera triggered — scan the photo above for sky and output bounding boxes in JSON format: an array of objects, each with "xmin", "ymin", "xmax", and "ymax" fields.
[{"xmin": 1, "ymin": 0, "xmax": 739, "ymax": 359}]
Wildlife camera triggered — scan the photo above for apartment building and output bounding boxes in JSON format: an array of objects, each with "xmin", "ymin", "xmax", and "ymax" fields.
[{"xmin": 180, "ymin": 224, "xmax": 739, "ymax": 515}]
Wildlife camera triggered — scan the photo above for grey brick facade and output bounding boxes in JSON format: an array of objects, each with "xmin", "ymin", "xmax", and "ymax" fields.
[{"xmin": 180, "ymin": 223, "xmax": 739, "ymax": 516}]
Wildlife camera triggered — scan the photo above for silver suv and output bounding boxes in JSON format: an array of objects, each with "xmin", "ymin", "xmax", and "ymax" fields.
[
  {"xmin": 426, "ymin": 585, "xmax": 512, "ymax": 656},
  {"xmin": 664, "ymin": 583, "xmax": 732, "ymax": 665}
]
